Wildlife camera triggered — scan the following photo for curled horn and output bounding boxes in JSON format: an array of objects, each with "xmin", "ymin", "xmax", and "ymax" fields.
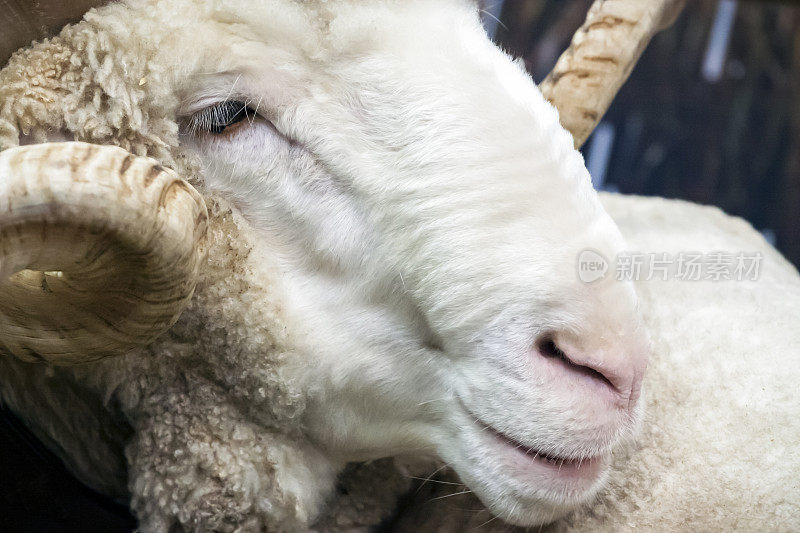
[
  {"xmin": 0, "ymin": 142, "xmax": 207, "ymax": 364},
  {"xmin": 540, "ymin": 0, "xmax": 687, "ymax": 148}
]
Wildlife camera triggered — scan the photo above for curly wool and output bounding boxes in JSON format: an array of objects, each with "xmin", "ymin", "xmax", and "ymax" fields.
[{"xmin": 0, "ymin": 18, "xmax": 176, "ymax": 160}]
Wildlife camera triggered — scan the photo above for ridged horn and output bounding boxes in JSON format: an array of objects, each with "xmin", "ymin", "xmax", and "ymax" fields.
[
  {"xmin": 0, "ymin": 142, "xmax": 207, "ymax": 364},
  {"xmin": 540, "ymin": 0, "xmax": 687, "ymax": 148}
]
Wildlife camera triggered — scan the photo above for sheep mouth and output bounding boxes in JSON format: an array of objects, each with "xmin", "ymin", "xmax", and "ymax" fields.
[
  {"xmin": 466, "ymin": 411, "xmax": 607, "ymax": 482},
  {"xmin": 484, "ymin": 423, "xmax": 603, "ymax": 472}
]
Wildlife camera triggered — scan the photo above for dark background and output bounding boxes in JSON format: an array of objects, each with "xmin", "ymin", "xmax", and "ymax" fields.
[{"xmin": 486, "ymin": 0, "xmax": 800, "ymax": 268}]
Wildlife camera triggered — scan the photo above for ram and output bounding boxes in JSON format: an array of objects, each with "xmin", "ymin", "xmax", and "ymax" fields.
[{"xmin": 0, "ymin": 0, "xmax": 797, "ymax": 531}]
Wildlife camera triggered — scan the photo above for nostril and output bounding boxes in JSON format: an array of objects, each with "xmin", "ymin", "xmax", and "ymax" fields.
[
  {"xmin": 536, "ymin": 336, "xmax": 617, "ymax": 392},
  {"xmin": 537, "ymin": 337, "xmax": 565, "ymax": 359}
]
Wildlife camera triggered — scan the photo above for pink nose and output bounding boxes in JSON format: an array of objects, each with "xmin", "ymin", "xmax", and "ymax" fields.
[{"xmin": 536, "ymin": 332, "xmax": 647, "ymax": 410}]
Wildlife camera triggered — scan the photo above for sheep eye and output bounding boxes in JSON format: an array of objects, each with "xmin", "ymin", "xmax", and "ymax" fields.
[{"xmin": 189, "ymin": 100, "xmax": 255, "ymax": 134}]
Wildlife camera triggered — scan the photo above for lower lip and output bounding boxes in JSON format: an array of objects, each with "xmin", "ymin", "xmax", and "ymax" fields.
[{"xmin": 483, "ymin": 423, "xmax": 605, "ymax": 483}]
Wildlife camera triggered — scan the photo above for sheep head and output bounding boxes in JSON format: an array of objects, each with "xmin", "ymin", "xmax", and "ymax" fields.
[{"xmin": 0, "ymin": 0, "xmax": 682, "ymax": 527}]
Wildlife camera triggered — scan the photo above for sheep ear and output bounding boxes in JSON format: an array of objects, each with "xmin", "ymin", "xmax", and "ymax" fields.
[{"xmin": 0, "ymin": 0, "xmax": 106, "ymax": 66}]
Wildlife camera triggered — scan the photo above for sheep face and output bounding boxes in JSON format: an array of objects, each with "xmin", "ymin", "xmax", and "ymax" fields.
[{"xmin": 110, "ymin": 0, "xmax": 649, "ymax": 525}]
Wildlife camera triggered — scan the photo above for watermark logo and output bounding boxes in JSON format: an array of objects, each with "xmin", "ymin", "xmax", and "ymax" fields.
[
  {"xmin": 577, "ymin": 250, "xmax": 763, "ymax": 283},
  {"xmin": 577, "ymin": 249, "xmax": 609, "ymax": 283}
]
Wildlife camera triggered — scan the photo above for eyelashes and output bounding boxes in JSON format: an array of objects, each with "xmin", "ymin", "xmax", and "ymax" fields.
[{"xmin": 187, "ymin": 100, "xmax": 257, "ymax": 135}]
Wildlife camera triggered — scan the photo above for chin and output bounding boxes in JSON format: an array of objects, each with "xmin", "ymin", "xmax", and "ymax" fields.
[{"xmin": 441, "ymin": 414, "xmax": 620, "ymax": 527}]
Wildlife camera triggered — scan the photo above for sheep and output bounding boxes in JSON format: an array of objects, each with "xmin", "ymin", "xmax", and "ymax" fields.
[{"xmin": 0, "ymin": 1, "xmax": 797, "ymax": 532}]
